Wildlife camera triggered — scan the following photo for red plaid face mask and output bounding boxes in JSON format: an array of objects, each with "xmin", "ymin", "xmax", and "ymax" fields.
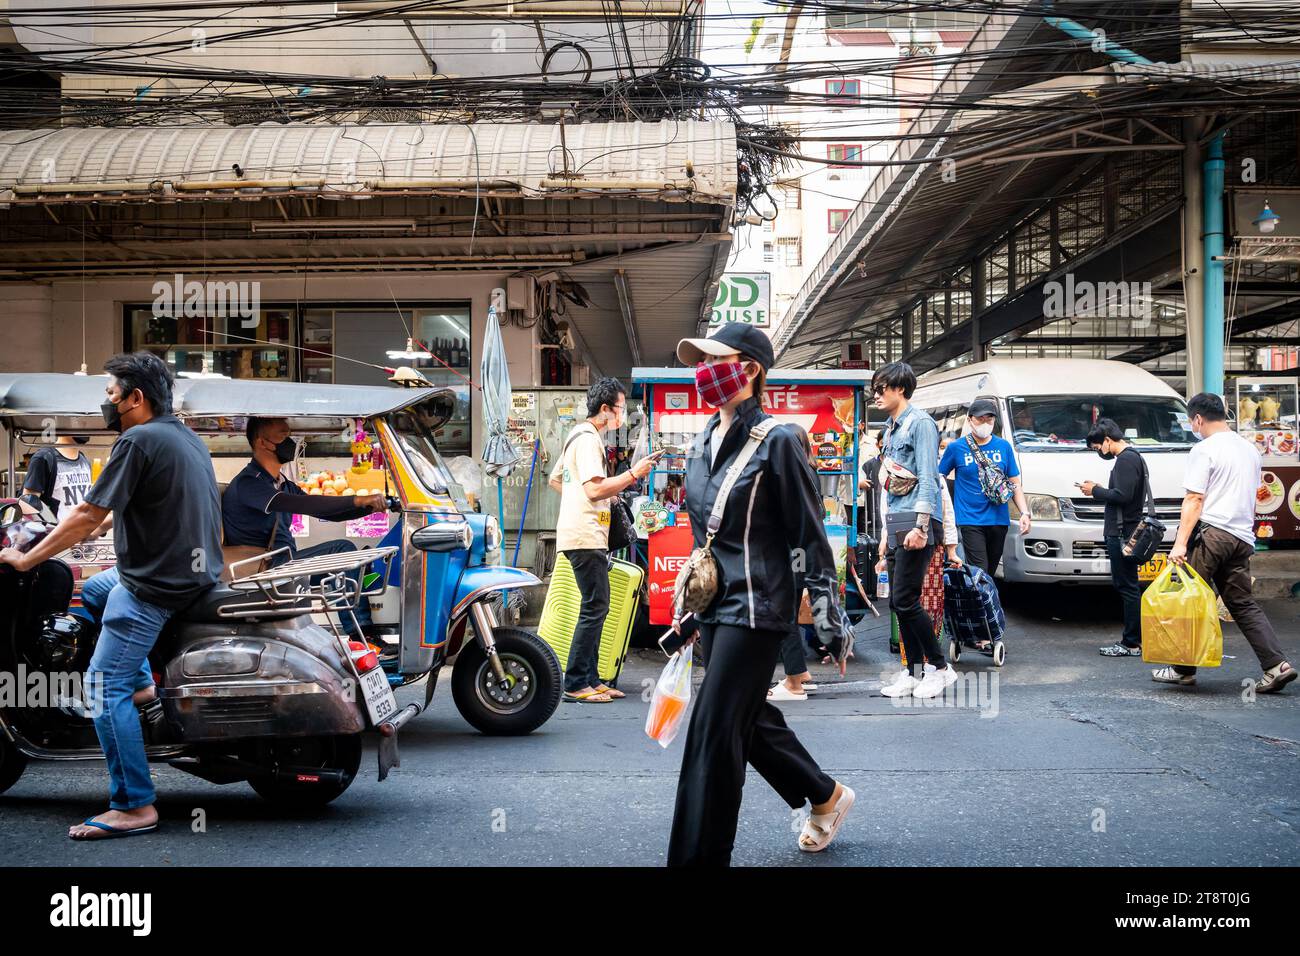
[{"xmin": 695, "ymin": 361, "xmax": 749, "ymax": 408}]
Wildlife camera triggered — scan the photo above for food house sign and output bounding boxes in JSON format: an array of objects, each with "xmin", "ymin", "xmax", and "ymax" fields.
[{"xmin": 709, "ymin": 273, "xmax": 770, "ymax": 327}]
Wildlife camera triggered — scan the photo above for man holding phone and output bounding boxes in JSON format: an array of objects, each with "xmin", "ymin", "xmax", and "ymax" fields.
[{"xmin": 548, "ymin": 377, "xmax": 660, "ymax": 703}]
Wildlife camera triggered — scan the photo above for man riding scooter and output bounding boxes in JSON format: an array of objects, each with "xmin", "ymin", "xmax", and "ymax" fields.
[
  {"xmin": 0, "ymin": 351, "xmax": 224, "ymax": 841},
  {"xmin": 222, "ymin": 417, "xmax": 388, "ymax": 637}
]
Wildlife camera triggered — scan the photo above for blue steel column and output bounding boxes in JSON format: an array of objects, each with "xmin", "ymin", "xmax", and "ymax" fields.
[{"xmin": 1202, "ymin": 133, "xmax": 1226, "ymax": 397}]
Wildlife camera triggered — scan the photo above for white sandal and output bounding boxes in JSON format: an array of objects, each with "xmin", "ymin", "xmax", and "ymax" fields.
[
  {"xmin": 768, "ymin": 683, "xmax": 808, "ymax": 701},
  {"xmin": 798, "ymin": 785, "xmax": 855, "ymax": 853}
]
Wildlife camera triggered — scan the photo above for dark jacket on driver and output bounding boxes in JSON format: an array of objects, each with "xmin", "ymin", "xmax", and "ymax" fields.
[{"xmin": 683, "ymin": 395, "xmax": 848, "ymax": 639}]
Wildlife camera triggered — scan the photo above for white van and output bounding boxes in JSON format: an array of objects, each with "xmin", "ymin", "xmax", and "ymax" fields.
[{"xmin": 913, "ymin": 359, "xmax": 1193, "ymax": 585}]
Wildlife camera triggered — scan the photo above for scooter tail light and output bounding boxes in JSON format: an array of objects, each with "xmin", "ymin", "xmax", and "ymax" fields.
[{"xmin": 348, "ymin": 641, "xmax": 380, "ymax": 674}]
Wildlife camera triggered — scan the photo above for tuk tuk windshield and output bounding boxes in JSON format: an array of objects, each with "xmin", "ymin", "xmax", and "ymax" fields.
[{"xmin": 388, "ymin": 409, "xmax": 467, "ymax": 505}]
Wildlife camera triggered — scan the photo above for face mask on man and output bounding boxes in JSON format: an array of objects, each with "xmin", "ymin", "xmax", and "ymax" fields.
[
  {"xmin": 1096, "ymin": 444, "xmax": 1115, "ymax": 461},
  {"xmin": 100, "ymin": 397, "xmax": 132, "ymax": 433},
  {"xmin": 273, "ymin": 436, "xmax": 298, "ymax": 465},
  {"xmin": 971, "ymin": 421, "xmax": 994, "ymax": 440},
  {"xmin": 1190, "ymin": 418, "xmax": 1204, "ymax": 441}
]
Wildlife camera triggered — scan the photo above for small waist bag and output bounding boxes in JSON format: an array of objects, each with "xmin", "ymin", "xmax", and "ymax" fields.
[
  {"xmin": 880, "ymin": 457, "xmax": 919, "ymax": 497},
  {"xmin": 673, "ymin": 420, "xmax": 776, "ymax": 617}
]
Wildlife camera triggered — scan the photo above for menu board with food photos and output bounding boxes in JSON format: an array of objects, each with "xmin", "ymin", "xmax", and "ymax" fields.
[{"xmin": 1255, "ymin": 464, "xmax": 1300, "ymax": 543}]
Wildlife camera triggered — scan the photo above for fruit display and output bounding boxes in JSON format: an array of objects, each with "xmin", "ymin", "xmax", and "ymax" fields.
[{"xmin": 297, "ymin": 468, "xmax": 386, "ymax": 497}]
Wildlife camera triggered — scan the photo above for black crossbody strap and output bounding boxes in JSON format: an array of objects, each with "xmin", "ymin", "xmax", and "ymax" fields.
[{"xmin": 1139, "ymin": 453, "xmax": 1157, "ymax": 519}]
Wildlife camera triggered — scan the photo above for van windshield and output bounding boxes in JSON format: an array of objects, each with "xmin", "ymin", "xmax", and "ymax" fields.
[{"xmin": 1007, "ymin": 394, "xmax": 1194, "ymax": 450}]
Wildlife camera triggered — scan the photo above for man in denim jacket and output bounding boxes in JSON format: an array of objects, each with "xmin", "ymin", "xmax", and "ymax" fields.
[{"xmin": 871, "ymin": 362, "xmax": 957, "ymax": 700}]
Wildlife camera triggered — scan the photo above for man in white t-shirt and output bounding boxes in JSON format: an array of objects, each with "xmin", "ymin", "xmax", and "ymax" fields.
[
  {"xmin": 548, "ymin": 377, "xmax": 658, "ymax": 703},
  {"xmin": 1158, "ymin": 393, "xmax": 1294, "ymax": 693}
]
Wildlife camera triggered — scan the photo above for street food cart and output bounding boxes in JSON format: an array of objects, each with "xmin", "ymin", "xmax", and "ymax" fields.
[
  {"xmin": 1231, "ymin": 374, "xmax": 1300, "ymax": 545},
  {"xmin": 631, "ymin": 367, "xmax": 873, "ymax": 626}
]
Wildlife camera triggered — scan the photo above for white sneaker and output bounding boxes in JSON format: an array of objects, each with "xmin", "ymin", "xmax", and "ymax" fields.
[
  {"xmin": 912, "ymin": 664, "xmax": 959, "ymax": 699},
  {"xmin": 881, "ymin": 670, "xmax": 918, "ymax": 698}
]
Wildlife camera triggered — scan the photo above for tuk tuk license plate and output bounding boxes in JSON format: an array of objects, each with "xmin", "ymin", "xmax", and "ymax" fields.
[
  {"xmin": 1138, "ymin": 552, "xmax": 1167, "ymax": 582},
  {"xmin": 359, "ymin": 667, "xmax": 398, "ymax": 725}
]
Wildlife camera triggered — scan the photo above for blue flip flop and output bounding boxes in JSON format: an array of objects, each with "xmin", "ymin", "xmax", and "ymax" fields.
[{"xmin": 71, "ymin": 819, "xmax": 158, "ymax": 841}]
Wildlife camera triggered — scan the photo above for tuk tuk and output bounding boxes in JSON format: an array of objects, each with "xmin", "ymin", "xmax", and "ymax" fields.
[{"xmin": 0, "ymin": 373, "xmax": 562, "ymax": 741}]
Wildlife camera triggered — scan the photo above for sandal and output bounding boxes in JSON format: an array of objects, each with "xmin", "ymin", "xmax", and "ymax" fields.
[
  {"xmin": 768, "ymin": 683, "xmax": 808, "ymax": 702},
  {"xmin": 798, "ymin": 785, "xmax": 855, "ymax": 853},
  {"xmin": 594, "ymin": 684, "xmax": 625, "ymax": 699},
  {"xmin": 70, "ymin": 818, "xmax": 158, "ymax": 841},
  {"xmin": 563, "ymin": 690, "xmax": 614, "ymax": 703}
]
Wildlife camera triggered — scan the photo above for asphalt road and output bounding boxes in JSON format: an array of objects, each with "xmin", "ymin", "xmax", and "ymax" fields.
[{"xmin": 2, "ymin": 583, "xmax": 1298, "ymax": 867}]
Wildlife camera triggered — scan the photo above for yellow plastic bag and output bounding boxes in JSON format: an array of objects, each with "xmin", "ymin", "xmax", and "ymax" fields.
[{"xmin": 1141, "ymin": 562, "xmax": 1223, "ymax": 668}]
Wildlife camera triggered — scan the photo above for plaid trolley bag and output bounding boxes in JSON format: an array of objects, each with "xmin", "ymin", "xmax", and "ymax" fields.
[
  {"xmin": 889, "ymin": 548, "xmax": 945, "ymax": 660},
  {"xmin": 942, "ymin": 563, "xmax": 1007, "ymax": 666}
]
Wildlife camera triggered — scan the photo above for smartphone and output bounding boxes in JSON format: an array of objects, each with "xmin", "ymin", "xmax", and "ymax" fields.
[
  {"xmin": 657, "ymin": 443, "xmax": 689, "ymax": 457},
  {"xmin": 658, "ymin": 613, "xmax": 696, "ymax": 657}
]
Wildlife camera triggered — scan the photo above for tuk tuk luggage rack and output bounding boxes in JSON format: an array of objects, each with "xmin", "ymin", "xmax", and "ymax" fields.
[{"xmin": 221, "ymin": 546, "xmax": 398, "ymax": 621}]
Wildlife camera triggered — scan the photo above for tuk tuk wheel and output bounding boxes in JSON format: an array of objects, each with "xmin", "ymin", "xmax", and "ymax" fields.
[
  {"xmin": 246, "ymin": 734, "xmax": 363, "ymax": 808},
  {"xmin": 992, "ymin": 642, "xmax": 1007, "ymax": 667},
  {"xmin": 0, "ymin": 736, "xmax": 27, "ymax": 795},
  {"xmin": 452, "ymin": 626, "xmax": 562, "ymax": 736}
]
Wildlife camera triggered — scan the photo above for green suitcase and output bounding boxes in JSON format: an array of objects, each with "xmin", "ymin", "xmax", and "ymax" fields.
[{"xmin": 538, "ymin": 553, "xmax": 644, "ymax": 686}]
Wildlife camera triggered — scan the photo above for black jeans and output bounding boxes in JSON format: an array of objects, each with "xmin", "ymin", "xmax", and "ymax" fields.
[
  {"xmin": 1174, "ymin": 525, "xmax": 1286, "ymax": 676},
  {"xmin": 667, "ymin": 623, "xmax": 836, "ymax": 867},
  {"xmin": 959, "ymin": 524, "xmax": 1009, "ymax": 578},
  {"xmin": 562, "ymin": 549, "xmax": 610, "ymax": 693},
  {"xmin": 1105, "ymin": 535, "xmax": 1141, "ymax": 648},
  {"xmin": 886, "ymin": 519, "xmax": 944, "ymax": 676}
]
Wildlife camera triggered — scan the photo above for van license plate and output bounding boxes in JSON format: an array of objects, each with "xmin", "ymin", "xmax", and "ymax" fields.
[{"xmin": 1138, "ymin": 553, "xmax": 1167, "ymax": 582}]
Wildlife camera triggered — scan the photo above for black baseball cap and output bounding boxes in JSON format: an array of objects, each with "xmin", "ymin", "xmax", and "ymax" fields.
[
  {"xmin": 968, "ymin": 398, "xmax": 999, "ymax": 419},
  {"xmin": 677, "ymin": 322, "xmax": 776, "ymax": 370}
]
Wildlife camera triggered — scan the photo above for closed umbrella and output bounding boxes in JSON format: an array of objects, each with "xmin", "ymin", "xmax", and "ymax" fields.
[{"xmin": 479, "ymin": 299, "xmax": 520, "ymax": 541}]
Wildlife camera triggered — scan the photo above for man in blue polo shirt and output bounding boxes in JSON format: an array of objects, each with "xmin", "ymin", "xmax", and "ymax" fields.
[
  {"xmin": 223, "ymin": 417, "xmax": 388, "ymax": 634},
  {"xmin": 938, "ymin": 398, "xmax": 1032, "ymax": 578}
]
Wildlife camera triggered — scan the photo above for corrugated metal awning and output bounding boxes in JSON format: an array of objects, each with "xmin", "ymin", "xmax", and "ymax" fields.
[{"xmin": 0, "ymin": 120, "xmax": 737, "ymax": 205}]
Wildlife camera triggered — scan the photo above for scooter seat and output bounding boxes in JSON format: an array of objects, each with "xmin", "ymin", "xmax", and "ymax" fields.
[{"xmin": 176, "ymin": 585, "xmax": 312, "ymax": 623}]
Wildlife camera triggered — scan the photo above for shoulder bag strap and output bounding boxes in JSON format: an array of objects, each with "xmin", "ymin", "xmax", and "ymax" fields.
[
  {"xmin": 706, "ymin": 419, "xmax": 777, "ymax": 537},
  {"xmin": 1138, "ymin": 452, "xmax": 1157, "ymax": 519}
]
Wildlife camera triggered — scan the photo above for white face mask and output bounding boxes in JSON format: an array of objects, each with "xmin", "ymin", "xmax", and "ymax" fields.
[{"xmin": 971, "ymin": 421, "xmax": 994, "ymax": 440}]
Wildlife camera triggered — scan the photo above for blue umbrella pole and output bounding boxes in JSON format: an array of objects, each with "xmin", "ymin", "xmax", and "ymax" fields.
[{"xmin": 512, "ymin": 438, "xmax": 540, "ymax": 569}]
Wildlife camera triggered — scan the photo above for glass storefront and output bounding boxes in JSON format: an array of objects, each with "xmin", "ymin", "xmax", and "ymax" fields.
[{"xmin": 125, "ymin": 302, "xmax": 474, "ymax": 458}]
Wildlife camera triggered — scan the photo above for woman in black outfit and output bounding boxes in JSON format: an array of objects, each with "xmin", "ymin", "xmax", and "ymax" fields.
[{"xmin": 666, "ymin": 323, "xmax": 855, "ymax": 867}]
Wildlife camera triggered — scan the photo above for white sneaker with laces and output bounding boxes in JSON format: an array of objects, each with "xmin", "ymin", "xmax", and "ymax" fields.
[
  {"xmin": 913, "ymin": 664, "xmax": 959, "ymax": 699},
  {"xmin": 881, "ymin": 670, "xmax": 918, "ymax": 698}
]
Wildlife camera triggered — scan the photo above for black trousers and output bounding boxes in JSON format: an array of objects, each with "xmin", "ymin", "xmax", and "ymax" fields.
[
  {"xmin": 779, "ymin": 632, "xmax": 808, "ymax": 677},
  {"xmin": 1105, "ymin": 535, "xmax": 1142, "ymax": 647},
  {"xmin": 667, "ymin": 623, "xmax": 836, "ymax": 867},
  {"xmin": 959, "ymin": 524, "xmax": 1009, "ymax": 578},
  {"xmin": 887, "ymin": 520, "xmax": 944, "ymax": 675},
  {"xmin": 561, "ymin": 548, "xmax": 609, "ymax": 693}
]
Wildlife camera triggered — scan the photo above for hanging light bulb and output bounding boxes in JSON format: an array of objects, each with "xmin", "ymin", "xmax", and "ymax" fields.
[
  {"xmin": 386, "ymin": 337, "xmax": 431, "ymax": 360},
  {"xmin": 1253, "ymin": 199, "xmax": 1281, "ymax": 234}
]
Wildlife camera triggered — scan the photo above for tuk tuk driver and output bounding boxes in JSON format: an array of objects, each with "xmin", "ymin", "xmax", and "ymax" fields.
[{"xmin": 222, "ymin": 417, "xmax": 388, "ymax": 636}]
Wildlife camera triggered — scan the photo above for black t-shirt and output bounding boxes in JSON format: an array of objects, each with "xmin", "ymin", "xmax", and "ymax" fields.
[
  {"xmin": 85, "ymin": 415, "xmax": 224, "ymax": 609},
  {"xmin": 23, "ymin": 446, "xmax": 93, "ymax": 519},
  {"xmin": 1091, "ymin": 446, "xmax": 1146, "ymax": 538}
]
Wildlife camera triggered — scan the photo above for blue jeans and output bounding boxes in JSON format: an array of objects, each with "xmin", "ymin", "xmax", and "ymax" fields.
[
  {"xmin": 277, "ymin": 539, "xmax": 373, "ymax": 633},
  {"xmin": 87, "ymin": 578, "xmax": 174, "ymax": 810},
  {"xmin": 74, "ymin": 565, "xmax": 120, "ymax": 625}
]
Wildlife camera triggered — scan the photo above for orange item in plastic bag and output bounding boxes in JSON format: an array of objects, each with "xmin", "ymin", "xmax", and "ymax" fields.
[
  {"xmin": 645, "ymin": 649, "xmax": 692, "ymax": 748},
  {"xmin": 1141, "ymin": 562, "xmax": 1223, "ymax": 668}
]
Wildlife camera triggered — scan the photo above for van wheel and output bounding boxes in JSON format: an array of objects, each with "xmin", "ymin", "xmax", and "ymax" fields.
[
  {"xmin": 0, "ymin": 737, "xmax": 27, "ymax": 795},
  {"xmin": 452, "ymin": 627, "xmax": 561, "ymax": 736},
  {"xmin": 247, "ymin": 735, "xmax": 362, "ymax": 808}
]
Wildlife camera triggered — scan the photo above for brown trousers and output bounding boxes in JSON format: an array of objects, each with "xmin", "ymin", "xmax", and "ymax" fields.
[{"xmin": 1174, "ymin": 524, "xmax": 1286, "ymax": 675}]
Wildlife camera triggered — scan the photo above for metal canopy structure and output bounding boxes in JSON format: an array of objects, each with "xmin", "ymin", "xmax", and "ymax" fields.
[
  {"xmin": 0, "ymin": 120, "xmax": 738, "ymax": 375},
  {"xmin": 773, "ymin": 6, "xmax": 1300, "ymax": 380}
]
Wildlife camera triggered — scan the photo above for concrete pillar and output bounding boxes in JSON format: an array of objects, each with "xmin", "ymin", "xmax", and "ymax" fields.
[{"xmin": 2, "ymin": 283, "xmax": 54, "ymax": 371}]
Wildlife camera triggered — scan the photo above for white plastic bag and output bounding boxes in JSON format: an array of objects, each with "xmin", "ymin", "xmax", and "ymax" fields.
[{"xmin": 644, "ymin": 650, "xmax": 692, "ymax": 748}]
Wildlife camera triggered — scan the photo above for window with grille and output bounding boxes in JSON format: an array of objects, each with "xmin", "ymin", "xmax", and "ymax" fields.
[
  {"xmin": 778, "ymin": 237, "xmax": 802, "ymax": 266},
  {"xmin": 763, "ymin": 242, "xmax": 775, "ymax": 263},
  {"xmin": 826, "ymin": 79, "xmax": 861, "ymax": 105}
]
